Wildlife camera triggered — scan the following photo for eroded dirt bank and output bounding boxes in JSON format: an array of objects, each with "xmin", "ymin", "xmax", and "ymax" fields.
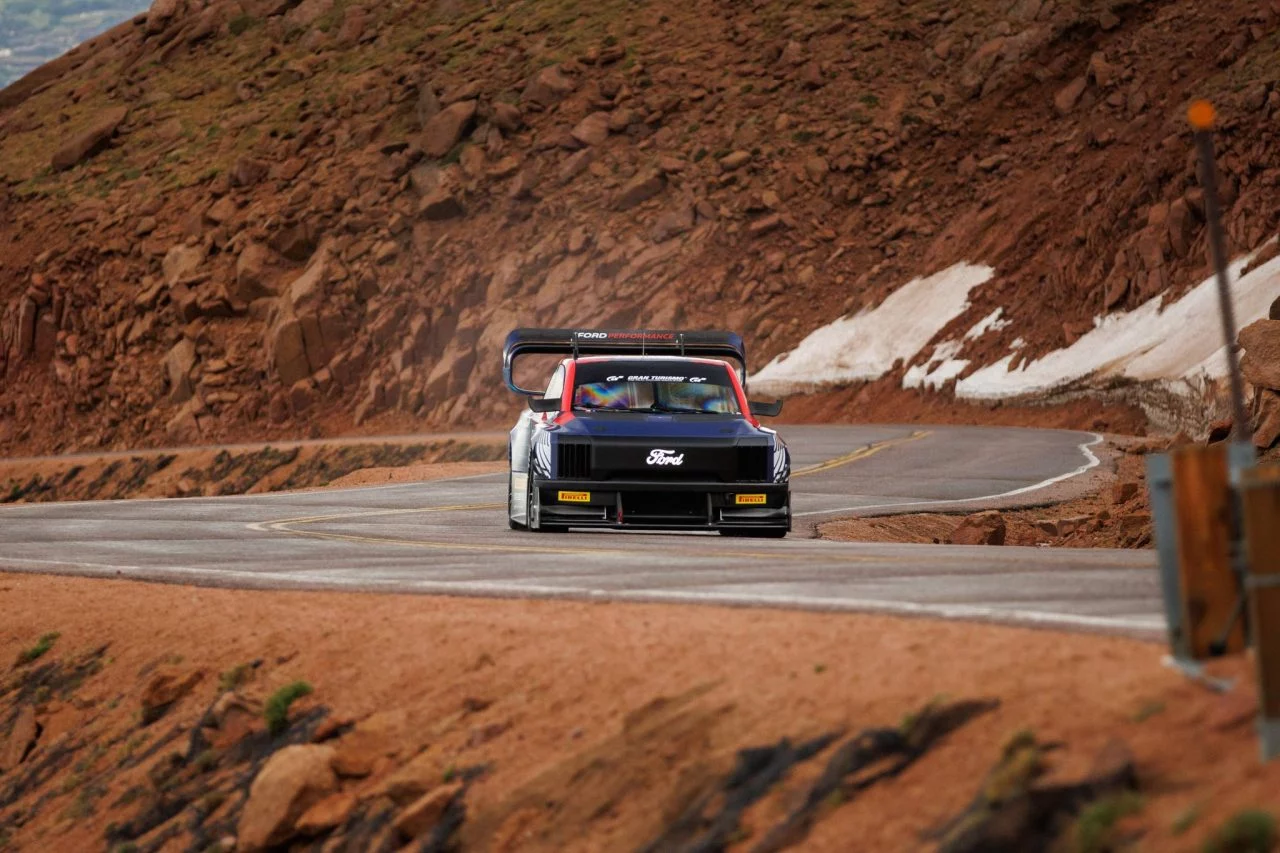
[{"xmin": 1, "ymin": 573, "xmax": 1277, "ymax": 852}]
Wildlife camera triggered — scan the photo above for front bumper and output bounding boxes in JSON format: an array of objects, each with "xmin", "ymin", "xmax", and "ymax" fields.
[{"xmin": 533, "ymin": 478, "xmax": 791, "ymax": 530}]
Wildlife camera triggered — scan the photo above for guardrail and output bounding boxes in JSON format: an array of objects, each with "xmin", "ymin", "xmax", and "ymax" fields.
[{"xmin": 1148, "ymin": 102, "xmax": 1278, "ymax": 762}]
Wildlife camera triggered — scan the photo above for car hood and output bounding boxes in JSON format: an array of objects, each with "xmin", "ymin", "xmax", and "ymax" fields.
[{"xmin": 554, "ymin": 412, "xmax": 768, "ymax": 439}]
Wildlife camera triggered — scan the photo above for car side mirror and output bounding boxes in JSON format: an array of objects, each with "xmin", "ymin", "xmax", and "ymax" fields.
[
  {"xmin": 749, "ymin": 399, "xmax": 784, "ymax": 417},
  {"xmin": 528, "ymin": 397, "xmax": 561, "ymax": 413}
]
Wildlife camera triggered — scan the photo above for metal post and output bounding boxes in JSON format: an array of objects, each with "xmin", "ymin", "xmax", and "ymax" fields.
[
  {"xmin": 1188, "ymin": 101, "xmax": 1250, "ymax": 443},
  {"xmin": 1241, "ymin": 468, "xmax": 1280, "ymax": 762}
]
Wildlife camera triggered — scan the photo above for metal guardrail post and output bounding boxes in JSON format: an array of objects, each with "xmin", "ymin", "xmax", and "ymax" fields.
[
  {"xmin": 1241, "ymin": 468, "xmax": 1280, "ymax": 761},
  {"xmin": 1147, "ymin": 453, "xmax": 1190, "ymax": 659}
]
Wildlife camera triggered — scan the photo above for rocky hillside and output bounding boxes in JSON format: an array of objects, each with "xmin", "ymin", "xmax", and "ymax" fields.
[{"xmin": 1, "ymin": 0, "xmax": 1279, "ymax": 454}]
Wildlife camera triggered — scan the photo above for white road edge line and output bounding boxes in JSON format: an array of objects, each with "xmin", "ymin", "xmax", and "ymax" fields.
[
  {"xmin": 0, "ymin": 556, "xmax": 1163, "ymax": 634},
  {"xmin": 794, "ymin": 432, "xmax": 1104, "ymax": 517}
]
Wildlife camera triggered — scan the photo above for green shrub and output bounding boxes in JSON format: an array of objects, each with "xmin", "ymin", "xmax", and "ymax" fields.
[
  {"xmin": 17, "ymin": 632, "xmax": 60, "ymax": 665},
  {"xmin": 264, "ymin": 681, "xmax": 313, "ymax": 735},
  {"xmin": 1202, "ymin": 809, "xmax": 1278, "ymax": 853},
  {"xmin": 1072, "ymin": 791, "xmax": 1144, "ymax": 853}
]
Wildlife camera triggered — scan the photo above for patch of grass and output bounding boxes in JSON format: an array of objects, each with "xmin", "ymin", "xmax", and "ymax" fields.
[
  {"xmin": 218, "ymin": 663, "xmax": 253, "ymax": 693},
  {"xmin": 17, "ymin": 632, "xmax": 60, "ymax": 665},
  {"xmin": 791, "ymin": 130, "xmax": 816, "ymax": 144},
  {"xmin": 860, "ymin": 93, "xmax": 881, "ymax": 108},
  {"xmin": 265, "ymin": 681, "xmax": 313, "ymax": 735},
  {"xmin": 813, "ymin": 663, "xmax": 827, "ymax": 674},
  {"xmin": 194, "ymin": 749, "xmax": 218, "ymax": 773},
  {"xmin": 1202, "ymin": 809, "xmax": 1278, "ymax": 853},
  {"xmin": 1131, "ymin": 699, "xmax": 1166, "ymax": 723},
  {"xmin": 1173, "ymin": 802, "xmax": 1204, "ymax": 836},
  {"xmin": 228, "ymin": 13, "xmax": 257, "ymax": 36},
  {"xmin": 1072, "ymin": 792, "xmax": 1144, "ymax": 853}
]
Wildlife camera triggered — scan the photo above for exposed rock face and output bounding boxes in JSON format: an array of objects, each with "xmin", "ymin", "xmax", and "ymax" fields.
[
  {"xmin": 238, "ymin": 744, "xmax": 339, "ymax": 852},
  {"xmin": 3, "ymin": 0, "xmax": 1280, "ymax": 458},
  {"xmin": 51, "ymin": 107, "xmax": 128, "ymax": 171},
  {"xmin": 948, "ymin": 511, "xmax": 1007, "ymax": 546}
]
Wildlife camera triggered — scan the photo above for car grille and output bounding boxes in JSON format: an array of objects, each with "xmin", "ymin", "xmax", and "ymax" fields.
[
  {"xmin": 736, "ymin": 445, "xmax": 769, "ymax": 481},
  {"xmin": 557, "ymin": 442, "xmax": 591, "ymax": 479}
]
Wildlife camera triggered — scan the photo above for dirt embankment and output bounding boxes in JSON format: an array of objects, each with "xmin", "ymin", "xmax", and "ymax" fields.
[
  {"xmin": 822, "ymin": 436, "xmax": 1160, "ymax": 550},
  {"xmin": 0, "ymin": 437, "xmax": 503, "ymax": 503},
  {"xmin": 1, "ymin": 572, "xmax": 1279, "ymax": 852},
  {"xmin": 2, "ymin": 0, "xmax": 1279, "ymax": 456}
]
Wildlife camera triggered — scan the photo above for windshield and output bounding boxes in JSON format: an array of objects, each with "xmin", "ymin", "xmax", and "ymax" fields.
[{"xmin": 571, "ymin": 360, "xmax": 741, "ymax": 415}]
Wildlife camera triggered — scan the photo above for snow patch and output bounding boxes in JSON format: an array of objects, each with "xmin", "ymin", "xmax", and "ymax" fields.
[
  {"xmin": 904, "ymin": 308, "xmax": 1014, "ymax": 390},
  {"xmin": 752, "ymin": 263, "xmax": 995, "ymax": 393},
  {"xmin": 956, "ymin": 248, "xmax": 1279, "ymax": 400}
]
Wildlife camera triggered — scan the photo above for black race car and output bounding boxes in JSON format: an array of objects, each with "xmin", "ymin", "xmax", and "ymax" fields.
[{"xmin": 502, "ymin": 328, "xmax": 790, "ymax": 535}]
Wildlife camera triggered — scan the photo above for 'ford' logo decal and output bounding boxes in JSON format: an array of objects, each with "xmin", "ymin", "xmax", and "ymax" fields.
[{"xmin": 646, "ymin": 449, "xmax": 685, "ymax": 466}]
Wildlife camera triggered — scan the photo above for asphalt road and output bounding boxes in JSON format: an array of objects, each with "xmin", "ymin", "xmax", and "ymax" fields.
[{"xmin": 0, "ymin": 425, "xmax": 1163, "ymax": 637}]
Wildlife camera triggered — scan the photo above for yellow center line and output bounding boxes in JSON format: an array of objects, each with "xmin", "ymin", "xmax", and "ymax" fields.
[
  {"xmin": 792, "ymin": 430, "xmax": 929, "ymax": 477},
  {"xmin": 250, "ymin": 435, "xmax": 929, "ymax": 559}
]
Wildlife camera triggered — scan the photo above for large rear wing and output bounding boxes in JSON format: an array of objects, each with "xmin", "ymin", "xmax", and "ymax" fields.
[{"xmin": 503, "ymin": 328, "xmax": 747, "ymax": 396}]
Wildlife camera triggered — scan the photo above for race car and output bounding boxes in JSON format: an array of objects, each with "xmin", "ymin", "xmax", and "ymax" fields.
[{"xmin": 502, "ymin": 328, "xmax": 791, "ymax": 536}]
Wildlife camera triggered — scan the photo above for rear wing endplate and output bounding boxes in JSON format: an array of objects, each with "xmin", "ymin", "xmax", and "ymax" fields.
[{"xmin": 503, "ymin": 328, "xmax": 747, "ymax": 396}]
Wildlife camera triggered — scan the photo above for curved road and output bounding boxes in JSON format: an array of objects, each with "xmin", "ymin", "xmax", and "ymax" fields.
[{"xmin": 0, "ymin": 425, "xmax": 1163, "ymax": 636}]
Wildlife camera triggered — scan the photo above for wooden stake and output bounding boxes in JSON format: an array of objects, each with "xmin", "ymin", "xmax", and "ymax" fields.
[{"xmin": 1171, "ymin": 444, "xmax": 1245, "ymax": 658}]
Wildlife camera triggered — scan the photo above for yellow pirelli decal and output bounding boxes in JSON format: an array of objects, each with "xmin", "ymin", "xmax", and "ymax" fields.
[
  {"xmin": 734, "ymin": 494, "xmax": 767, "ymax": 505},
  {"xmin": 557, "ymin": 491, "xmax": 591, "ymax": 503}
]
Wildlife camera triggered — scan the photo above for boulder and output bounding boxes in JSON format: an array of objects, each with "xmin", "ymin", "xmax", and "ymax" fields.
[
  {"xmin": 421, "ymin": 100, "xmax": 477, "ymax": 159},
  {"xmin": 612, "ymin": 172, "xmax": 666, "ymax": 211},
  {"xmin": 394, "ymin": 783, "xmax": 462, "ymax": 840},
  {"xmin": 370, "ymin": 751, "xmax": 441, "ymax": 805},
  {"xmin": 52, "ymin": 107, "xmax": 128, "ymax": 171},
  {"xmin": 1254, "ymin": 389, "xmax": 1280, "ymax": 449},
  {"xmin": 141, "ymin": 666, "xmax": 204, "ymax": 724},
  {"xmin": 233, "ymin": 156, "xmax": 269, "ymax": 187},
  {"xmin": 163, "ymin": 244, "xmax": 205, "ymax": 285},
  {"xmin": 270, "ymin": 318, "xmax": 311, "ymax": 386},
  {"xmin": 289, "ymin": 379, "xmax": 317, "ymax": 414},
  {"xmin": 296, "ymin": 791, "xmax": 356, "ymax": 835},
  {"xmin": 419, "ymin": 186, "xmax": 465, "ymax": 220},
  {"xmin": 416, "ymin": 79, "xmax": 441, "ymax": 128},
  {"xmin": 1240, "ymin": 319, "xmax": 1280, "ymax": 391},
  {"xmin": 651, "ymin": 204, "xmax": 695, "ymax": 243},
  {"xmin": 1054, "ymin": 76, "xmax": 1088, "ymax": 115},
  {"xmin": 164, "ymin": 339, "xmax": 198, "ymax": 403},
  {"xmin": 234, "ymin": 242, "xmax": 276, "ymax": 302},
  {"xmin": 491, "ymin": 102, "xmax": 523, "ymax": 132},
  {"xmin": 720, "ymin": 150, "xmax": 751, "ymax": 171},
  {"xmin": 570, "ymin": 112, "xmax": 611, "ymax": 146},
  {"xmin": 523, "ymin": 65, "xmax": 576, "ymax": 106},
  {"xmin": 203, "ymin": 691, "xmax": 262, "ymax": 749},
  {"xmin": 947, "ymin": 511, "xmax": 1007, "ymax": 546},
  {"xmin": 145, "ymin": 0, "xmax": 184, "ymax": 34},
  {"xmin": 238, "ymin": 745, "xmax": 339, "ymax": 852},
  {"xmin": 16, "ymin": 297, "xmax": 37, "ymax": 356},
  {"xmin": 0, "ymin": 706, "xmax": 38, "ymax": 772}
]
